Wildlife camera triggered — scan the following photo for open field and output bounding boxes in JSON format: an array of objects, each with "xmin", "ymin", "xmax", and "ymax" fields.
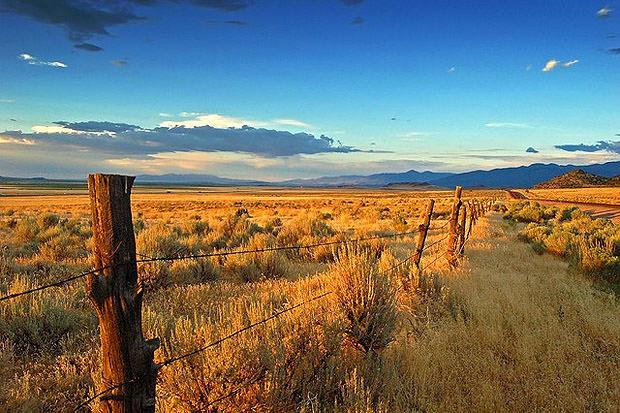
[
  {"xmin": 1, "ymin": 187, "xmax": 619, "ymax": 412},
  {"xmin": 529, "ymin": 187, "xmax": 620, "ymax": 206}
]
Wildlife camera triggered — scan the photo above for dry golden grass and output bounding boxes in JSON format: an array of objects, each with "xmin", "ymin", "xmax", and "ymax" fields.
[
  {"xmin": 1, "ymin": 189, "xmax": 618, "ymax": 412},
  {"xmin": 529, "ymin": 187, "xmax": 620, "ymax": 206}
]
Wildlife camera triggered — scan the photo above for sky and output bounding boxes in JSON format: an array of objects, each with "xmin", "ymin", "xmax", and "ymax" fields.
[{"xmin": 0, "ymin": 0, "xmax": 619, "ymax": 180}]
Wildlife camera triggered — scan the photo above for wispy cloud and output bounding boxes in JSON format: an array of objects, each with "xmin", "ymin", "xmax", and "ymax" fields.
[
  {"xmin": 448, "ymin": 66, "xmax": 456, "ymax": 73},
  {"xmin": 18, "ymin": 53, "xmax": 67, "ymax": 68},
  {"xmin": 111, "ymin": 59, "xmax": 127, "ymax": 67},
  {"xmin": 597, "ymin": 7, "xmax": 612, "ymax": 18},
  {"xmin": 0, "ymin": 99, "xmax": 15, "ymax": 103},
  {"xmin": 0, "ymin": 135, "xmax": 35, "ymax": 145},
  {"xmin": 160, "ymin": 113, "xmax": 312, "ymax": 130},
  {"xmin": 542, "ymin": 59, "xmax": 559, "ymax": 72},
  {"xmin": 272, "ymin": 118, "xmax": 312, "ymax": 128},
  {"xmin": 543, "ymin": 58, "xmax": 579, "ymax": 72},
  {"xmin": 485, "ymin": 122, "xmax": 531, "ymax": 129},
  {"xmin": 399, "ymin": 132, "xmax": 431, "ymax": 141}
]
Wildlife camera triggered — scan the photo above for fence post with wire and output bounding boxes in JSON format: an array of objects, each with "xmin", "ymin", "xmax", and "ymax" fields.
[
  {"xmin": 445, "ymin": 186, "xmax": 463, "ymax": 267},
  {"xmin": 413, "ymin": 199, "xmax": 434, "ymax": 268},
  {"xmin": 87, "ymin": 173, "xmax": 160, "ymax": 413}
]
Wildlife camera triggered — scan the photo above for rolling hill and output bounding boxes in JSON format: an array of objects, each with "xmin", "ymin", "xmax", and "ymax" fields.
[{"xmin": 533, "ymin": 169, "xmax": 620, "ymax": 189}]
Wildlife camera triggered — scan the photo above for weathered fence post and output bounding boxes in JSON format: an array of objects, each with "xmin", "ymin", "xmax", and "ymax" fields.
[
  {"xmin": 446, "ymin": 186, "xmax": 463, "ymax": 267},
  {"xmin": 87, "ymin": 174, "xmax": 159, "ymax": 413},
  {"xmin": 457, "ymin": 205, "xmax": 467, "ymax": 256},
  {"xmin": 467, "ymin": 205, "xmax": 474, "ymax": 239},
  {"xmin": 413, "ymin": 199, "xmax": 435, "ymax": 268}
]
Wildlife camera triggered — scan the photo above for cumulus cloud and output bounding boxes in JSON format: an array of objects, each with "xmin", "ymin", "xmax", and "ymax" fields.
[
  {"xmin": 74, "ymin": 42, "xmax": 103, "ymax": 51},
  {"xmin": 18, "ymin": 53, "xmax": 67, "ymax": 68},
  {"xmin": 0, "ymin": 119, "xmax": 359, "ymax": 157},
  {"xmin": 555, "ymin": 141, "xmax": 620, "ymax": 154},
  {"xmin": 485, "ymin": 122, "xmax": 531, "ymax": 129}
]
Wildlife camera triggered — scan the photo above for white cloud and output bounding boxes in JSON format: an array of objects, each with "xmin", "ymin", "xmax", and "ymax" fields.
[
  {"xmin": 31, "ymin": 125, "xmax": 109, "ymax": 135},
  {"xmin": 597, "ymin": 7, "xmax": 612, "ymax": 17},
  {"xmin": 0, "ymin": 135, "xmax": 35, "ymax": 145},
  {"xmin": 160, "ymin": 113, "xmax": 257, "ymax": 129},
  {"xmin": 158, "ymin": 113, "xmax": 173, "ymax": 117},
  {"xmin": 160, "ymin": 113, "xmax": 312, "ymax": 131},
  {"xmin": 543, "ymin": 59, "xmax": 579, "ymax": 72},
  {"xmin": 0, "ymin": 99, "xmax": 14, "ymax": 103},
  {"xmin": 525, "ymin": 64, "xmax": 532, "ymax": 71},
  {"xmin": 272, "ymin": 118, "xmax": 312, "ymax": 128},
  {"xmin": 448, "ymin": 66, "xmax": 456, "ymax": 73},
  {"xmin": 399, "ymin": 132, "xmax": 431, "ymax": 141},
  {"xmin": 484, "ymin": 122, "xmax": 532, "ymax": 129},
  {"xmin": 18, "ymin": 53, "xmax": 67, "ymax": 68},
  {"xmin": 542, "ymin": 59, "xmax": 559, "ymax": 72}
]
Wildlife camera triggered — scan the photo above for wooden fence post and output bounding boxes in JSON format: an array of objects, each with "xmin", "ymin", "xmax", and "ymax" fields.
[
  {"xmin": 457, "ymin": 205, "xmax": 467, "ymax": 256},
  {"xmin": 87, "ymin": 174, "xmax": 159, "ymax": 413},
  {"xmin": 413, "ymin": 199, "xmax": 435, "ymax": 268},
  {"xmin": 467, "ymin": 205, "xmax": 474, "ymax": 239},
  {"xmin": 446, "ymin": 186, "xmax": 462, "ymax": 267}
]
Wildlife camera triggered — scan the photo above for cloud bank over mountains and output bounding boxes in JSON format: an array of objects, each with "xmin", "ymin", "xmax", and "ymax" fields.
[{"xmin": 0, "ymin": 120, "xmax": 359, "ymax": 158}]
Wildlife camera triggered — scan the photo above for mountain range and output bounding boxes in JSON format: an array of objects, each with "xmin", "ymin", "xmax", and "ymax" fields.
[{"xmin": 2, "ymin": 161, "xmax": 620, "ymax": 189}]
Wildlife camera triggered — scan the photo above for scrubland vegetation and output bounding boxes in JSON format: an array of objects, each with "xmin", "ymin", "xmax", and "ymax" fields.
[
  {"xmin": 504, "ymin": 200, "xmax": 620, "ymax": 285},
  {"xmin": 1, "ymin": 190, "xmax": 619, "ymax": 412}
]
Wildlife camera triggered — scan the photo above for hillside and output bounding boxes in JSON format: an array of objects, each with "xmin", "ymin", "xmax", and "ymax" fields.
[{"xmin": 534, "ymin": 169, "xmax": 620, "ymax": 189}]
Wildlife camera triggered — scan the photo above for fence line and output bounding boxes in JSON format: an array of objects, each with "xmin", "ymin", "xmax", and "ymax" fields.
[
  {"xmin": 2, "ymin": 173, "xmax": 494, "ymax": 412},
  {"xmin": 0, "ymin": 229, "xmax": 420, "ymax": 303}
]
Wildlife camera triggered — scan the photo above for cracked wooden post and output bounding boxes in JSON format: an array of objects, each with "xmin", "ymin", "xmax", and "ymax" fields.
[
  {"xmin": 87, "ymin": 174, "xmax": 159, "ymax": 413},
  {"xmin": 446, "ymin": 186, "xmax": 462, "ymax": 267},
  {"xmin": 458, "ymin": 205, "xmax": 467, "ymax": 256},
  {"xmin": 413, "ymin": 198, "xmax": 434, "ymax": 268}
]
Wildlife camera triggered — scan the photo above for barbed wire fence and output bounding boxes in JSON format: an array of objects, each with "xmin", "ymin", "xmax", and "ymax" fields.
[{"xmin": 0, "ymin": 174, "xmax": 494, "ymax": 412}]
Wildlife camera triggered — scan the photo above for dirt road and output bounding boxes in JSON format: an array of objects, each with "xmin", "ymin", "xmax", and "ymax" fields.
[{"xmin": 505, "ymin": 190, "xmax": 620, "ymax": 224}]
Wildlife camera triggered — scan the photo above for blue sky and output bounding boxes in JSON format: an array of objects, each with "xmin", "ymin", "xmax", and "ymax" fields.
[{"xmin": 0, "ymin": 0, "xmax": 618, "ymax": 180}]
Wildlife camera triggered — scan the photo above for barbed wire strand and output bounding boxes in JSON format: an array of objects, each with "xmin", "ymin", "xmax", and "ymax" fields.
[
  {"xmin": 73, "ymin": 249, "xmax": 419, "ymax": 411},
  {"xmin": 421, "ymin": 233, "xmax": 450, "ymax": 253},
  {"xmin": 1, "ymin": 229, "xmax": 419, "ymax": 303}
]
